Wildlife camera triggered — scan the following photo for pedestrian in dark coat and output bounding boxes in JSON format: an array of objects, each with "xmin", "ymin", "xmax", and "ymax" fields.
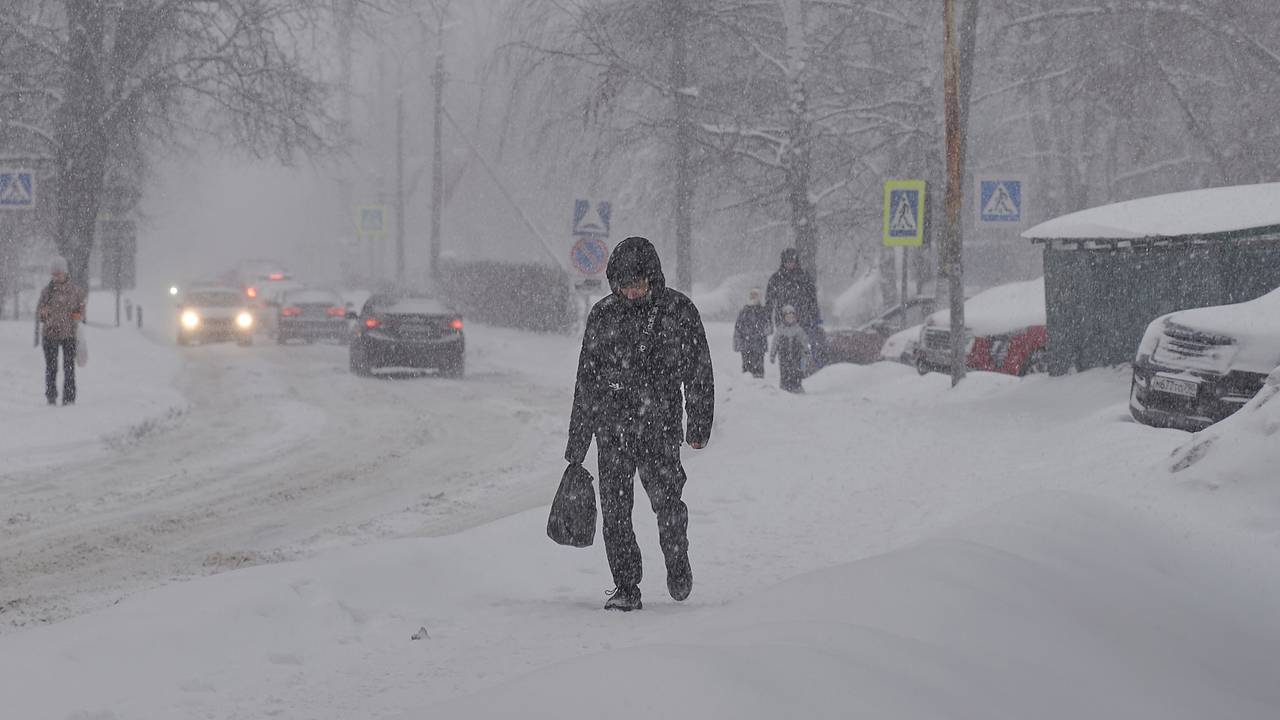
[
  {"xmin": 733, "ymin": 288, "xmax": 771, "ymax": 378},
  {"xmin": 36, "ymin": 257, "xmax": 87, "ymax": 405},
  {"xmin": 771, "ymin": 304, "xmax": 812, "ymax": 393},
  {"xmin": 565, "ymin": 236, "xmax": 714, "ymax": 611},
  {"xmin": 765, "ymin": 247, "xmax": 825, "ymax": 369}
]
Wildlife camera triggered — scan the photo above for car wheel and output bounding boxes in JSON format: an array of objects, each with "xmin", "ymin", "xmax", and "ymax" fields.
[
  {"xmin": 276, "ymin": 332, "xmax": 287, "ymax": 345},
  {"xmin": 915, "ymin": 356, "xmax": 930, "ymax": 376},
  {"xmin": 349, "ymin": 342, "xmax": 370, "ymax": 377},
  {"xmin": 440, "ymin": 353, "xmax": 465, "ymax": 378},
  {"xmin": 1020, "ymin": 348, "xmax": 1049, "ymax": 376}
]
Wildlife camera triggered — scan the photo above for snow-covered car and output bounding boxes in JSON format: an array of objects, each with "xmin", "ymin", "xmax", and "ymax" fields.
[
  {"xmin": 915, "ymin": 277, "xmax": 1048, "ymax": 376},
  {"xmin": 880, "ymin": 322, "xmax": 924, "ymax": 365},
  {"xmin": 1129, "ymin": 287, "xmax": 1280, "ymax": 431},
  {"xmin": 177, "ymin": 286, "xmax": 254, "ymax": 346},
  {"xmin": 348, "ymin": 293, "xmax": 465, "ymax": 377},
  {"xmin": 825, "ymin": 296, "xmax": 935, "ymax": 365}
]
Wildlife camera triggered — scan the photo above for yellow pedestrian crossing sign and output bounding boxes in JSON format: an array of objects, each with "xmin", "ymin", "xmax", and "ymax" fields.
[{"xmin": 883, "ymin": 180, "xmax": 925, "ymax": 247}]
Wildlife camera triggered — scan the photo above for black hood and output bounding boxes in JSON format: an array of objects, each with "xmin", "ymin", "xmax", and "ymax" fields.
[
  {"xmin": 606, "ymin": 236, "xmax": 667, "ymax": 294},
  {"xmin": 779, "ymin": 247, "xmax": 800, "ymax": 268}
]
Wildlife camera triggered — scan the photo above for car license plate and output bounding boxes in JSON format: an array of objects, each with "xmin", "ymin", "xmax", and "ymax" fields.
[{"xmin": 1151, "ymin": 374, "xmax": 1198, "ymax": 398}]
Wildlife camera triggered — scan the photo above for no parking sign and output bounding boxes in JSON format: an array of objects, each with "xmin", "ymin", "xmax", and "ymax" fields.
[{"xmin": 571, "ymin": 236, "xmax": 608, "ymax": 275}]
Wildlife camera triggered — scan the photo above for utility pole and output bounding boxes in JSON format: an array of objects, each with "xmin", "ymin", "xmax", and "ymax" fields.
[
  {"xmin": 334, "ymin": 0, "xmax": 355, "ymax": 286},
  {"xmin": 942, "ymin": 0, "xmax": 980, "ymax": 387},
  {"xmin": 395, "ymin": 87, "xmax": 405, "ymax": 284},
  {"xmin": 428, "ymin": 24, "xmax": 446, "ymax": 284},
  {"xmin": 668, "ymin": 0, "xmax": 693, "ymax": 293}
]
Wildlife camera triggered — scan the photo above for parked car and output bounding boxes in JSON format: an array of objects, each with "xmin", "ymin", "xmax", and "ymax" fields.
[
  {"xmin": 177, "ymin": 286, "xmax": 254, "ymax": 346},
  {"xmin": 348, "ymin": 293, "xmax": 465, "ymax": 377},
  {"xmin": 915, "ymin": 277, "xmax": 1048, "ymax": 376},
  {"xmin": 880, "ymin": 323, "xmax": 925, "ymax": 365},
  {"xmin": 1130, "ymin": 287, "xmax": 1280, "ymax": 431},
  {"xmin": 275, "ymin": 288, "xmax": 349, "ymax": 344},
  {"xmin": 825, "ymin": 296, "xmax": 936, "ymax": 365}
]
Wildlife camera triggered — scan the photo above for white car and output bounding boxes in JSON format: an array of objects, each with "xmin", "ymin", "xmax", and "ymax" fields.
[
  {"xmin": 177, "ymin": 286, "xmax": 255, "ymax": 346},
  {"xmin": 880, "ymin": 323, "xmax": 924, "ymax": 365},
  {"xmin": 1130, "ymin": 287, "xmax": 1280, "ymax": 430}
]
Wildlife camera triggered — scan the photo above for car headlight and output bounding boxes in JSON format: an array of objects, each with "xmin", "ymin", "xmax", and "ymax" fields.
[
  {"xmin": 236, "ymin": 311, "xmax": 254, "ymax": 329},
  {"xmin": 181, "ymin": 310, "xmax": 200, "ymax": 329}
]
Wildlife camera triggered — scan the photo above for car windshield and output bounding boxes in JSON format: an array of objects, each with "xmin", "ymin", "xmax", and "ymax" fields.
[
  {"xmin": 284, "ymin": 290, "xmax": 341, "ymax": 305},
  {"xmin": 185, "ymin": 292, "xmax": 241, "ymax": 307}
]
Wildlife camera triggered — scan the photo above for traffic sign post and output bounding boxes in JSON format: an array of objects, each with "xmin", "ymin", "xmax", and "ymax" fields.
[
  {"xmin": 883, "ymin": 180, "xmax": 926, "ymax": 327},
  {"xmin": 570, "ymin": 199, "xmax": 612, "ymax": 322},
  {"xmin": 356, "ymin": 205, "xmax": 386, "ymax": 236},
  {"xmin": 975, "ymin": 175, "xmax": 1025, "ymax": 226},
  {"xmin": 883, "ymin": 180, "xmax": 926, "ymax": 247},
  {"xmin": 0, "ymin": 169, "xmax": 36, "ymax": 210}
]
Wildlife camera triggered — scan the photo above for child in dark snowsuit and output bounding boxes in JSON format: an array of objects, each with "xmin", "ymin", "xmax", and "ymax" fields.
[
  {"xmin": 771, "ymin": 304, "xmax": 812, "ymax": 393},
  {"xmin": 733, "ymin": 288, "xmax": 771, "ymax": 378}
]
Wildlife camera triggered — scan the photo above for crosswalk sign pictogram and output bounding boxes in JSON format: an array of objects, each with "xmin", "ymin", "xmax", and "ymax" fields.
[
  {"xmin": 883, "ymin": 180, "xmax": 926, "ymax": 247},
  {"xmin": 976, "ymin": 176, "xmax": 1025, "ymax": 225},
  {"xmin": 573, "ymin": 199, "xmax": 611, "ymax": 237},
  {"xmin": 0, "ymin": 170, "xmax": 35, "ymax": 209}
]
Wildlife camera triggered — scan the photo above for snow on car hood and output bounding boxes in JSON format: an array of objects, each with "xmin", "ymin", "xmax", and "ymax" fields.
[
  {"xmin": 879, "ymin": 323, "xmax": 923, "ymax": 360},
  {"xmin": 1023, "ymin": 182, "xmax": 1280, "ymax": 240},
  {"xmin": 925, "ymin": 277, "xmax": 1045, "ymax": 337},
  {"xmin": 1155, "ymin": 287, "xmax": 1280, "ymax": 373}
]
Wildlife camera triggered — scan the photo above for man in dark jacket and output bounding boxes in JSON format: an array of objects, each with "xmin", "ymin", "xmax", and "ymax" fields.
[
  {"xmin": 765, "ymin": 247, "xmax": 824, "ymax": 367},
  {"xmin": 36, "ymin": 257, "xmax": 87, "ymax": 406},
  {"xmin": 566, "ymin": 236, "xmax": 714, "ymax": 611}
]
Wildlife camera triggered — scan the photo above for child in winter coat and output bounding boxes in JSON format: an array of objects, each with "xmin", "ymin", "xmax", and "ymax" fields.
[
  {"xmin": 733, "ymin": 288, "xmax": 771, "ymax": 378},
  {"xmin": 771, "ymin": 304, "xmax": 812, "ymax": 393}
]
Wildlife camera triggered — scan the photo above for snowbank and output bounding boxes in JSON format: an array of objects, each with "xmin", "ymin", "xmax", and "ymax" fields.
[
  {"xmin": 428, "ymin": 493, "xmax": 1280, "ymax": 720},
  {"xmin": 0, "ymin": 319, "xmax": 185, "ymax": 473}
]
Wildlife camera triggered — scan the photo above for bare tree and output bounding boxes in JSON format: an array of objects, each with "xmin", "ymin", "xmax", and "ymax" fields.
[{"xmin": 3, "ymin": 0, "xmax": 334, "ymax": 286}]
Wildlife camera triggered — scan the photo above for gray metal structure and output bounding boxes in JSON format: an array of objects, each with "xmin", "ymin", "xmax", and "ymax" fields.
[{"xmin": 1030, "ymin": 227, "xmax": 1280, "ymax": 375}]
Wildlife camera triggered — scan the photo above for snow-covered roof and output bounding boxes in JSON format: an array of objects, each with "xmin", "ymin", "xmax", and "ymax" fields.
[{"xmin": 1022, "ymin": 183, "xmax": 1280, "ymax": 240}]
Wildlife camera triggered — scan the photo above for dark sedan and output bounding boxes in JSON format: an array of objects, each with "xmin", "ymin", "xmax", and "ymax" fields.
[
  {"xmin": 348, "ymin": 293, "xmax": 465, "ymax": 377},
  {"xmin": 276, "ymin": 288, "xmax": 349, "ymax": 344}
]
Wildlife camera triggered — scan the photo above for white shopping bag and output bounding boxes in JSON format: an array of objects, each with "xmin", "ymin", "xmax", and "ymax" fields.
[{"xmin": 76, "ymin": 324, "xmax": 89, "ymax": 367}]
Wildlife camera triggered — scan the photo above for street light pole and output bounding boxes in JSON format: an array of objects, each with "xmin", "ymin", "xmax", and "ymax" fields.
[
  {"xmin": 395, "ymin": 87, "xmax": 405, "ymax": 284},
  {"xmin": 429, "ymin": 34, "xmax": 445, "ymax": 284}
]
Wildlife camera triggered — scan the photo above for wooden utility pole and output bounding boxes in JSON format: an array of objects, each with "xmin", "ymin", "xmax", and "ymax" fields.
[
  {"xmin": 429, "ymin": 28, "xmax": 446, "ymax": 284},
  {"xmin": 942, "ymin": 0, "xmax": 980, "ymax": 387},
  {"xmin": 395, "ymin": 87, "xmax": 406, "ymax": 283}
]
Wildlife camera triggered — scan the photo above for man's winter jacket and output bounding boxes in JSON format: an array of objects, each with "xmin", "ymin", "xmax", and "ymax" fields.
[
  {"xmin": 37, "ymin": 278, "xmax": 87, "ymax": 341},
  {"xmin": 566, "ymin": 236, "xmax": 714, "ymax": 463},
  {"xmin": 765, "ymin": 248, "xmax": 821, "ymax": 330}
]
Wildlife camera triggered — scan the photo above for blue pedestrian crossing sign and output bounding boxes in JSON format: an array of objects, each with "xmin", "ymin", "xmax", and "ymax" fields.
[
  {"xmin": 0, "ymin": 169, "xmax": 35, "ymax": 209},
  {"xmin": 883, "ymin": 180, "xmax": 926, "ymax": 247},
  {"xmin": 976, "ymin": 176, "xmax": 1024, "ymax": 224},
  {"xmin": 572, "ymin": 199, "xmax": 611, "ymax": 237}
]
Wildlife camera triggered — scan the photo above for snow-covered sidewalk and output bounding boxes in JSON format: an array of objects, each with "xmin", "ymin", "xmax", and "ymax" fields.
[
  {"xmin": 1, "ymin": 321, "xmax": 1278, "ymax": 719},
  {"xmin": 0, "ymin": 317, "xmax": 185, "ymax": 474}
]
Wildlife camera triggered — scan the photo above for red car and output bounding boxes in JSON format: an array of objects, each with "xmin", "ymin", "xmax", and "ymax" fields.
[{"xmin": 915, "ymin": 277, "xmax": 1048, "ymax": 376}]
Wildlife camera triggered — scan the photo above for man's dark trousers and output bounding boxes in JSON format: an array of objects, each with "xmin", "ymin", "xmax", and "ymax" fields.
[
  {"xmin": 597, "ymin": 441, "xmax": 689, "ymax": 589},
  {"xmin": 43, "ymin": 337, "xmax": 76, "ymax": 403}
]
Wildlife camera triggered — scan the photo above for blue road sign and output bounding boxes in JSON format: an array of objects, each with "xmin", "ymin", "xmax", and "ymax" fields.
[
  {"xmin": 573, "ymin": 199, "xmax": 611, "ymax": 236},
  {"xmin": 978, "ymin": 179, "xmax": 1023, "ymax": 223},
  {"xmin": 571, "ymin": 236, "xmax": 609, "ymax": 275},
  {"xmin": 0, "ymin": 170, "xmax": 35, "ymax": 209}
]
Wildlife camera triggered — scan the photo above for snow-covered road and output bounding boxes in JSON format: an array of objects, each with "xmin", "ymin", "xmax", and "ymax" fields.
[{"xmin": 0, "ymin": 328, "xmax": 576, "ymax": 632}]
